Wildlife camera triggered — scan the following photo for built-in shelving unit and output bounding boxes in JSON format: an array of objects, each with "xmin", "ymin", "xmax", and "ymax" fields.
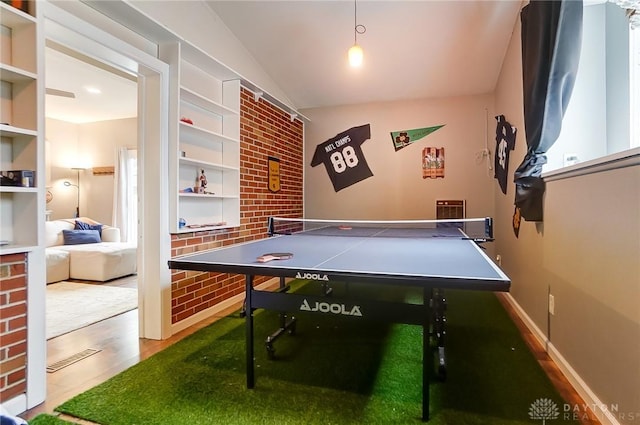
[
  {"xmin": 161, "ymin": 42, "xmax": 241, "ymax": 234},
  {"xmin": 0, "ymin": 1, "xmax": 43, "ymax": 254}
]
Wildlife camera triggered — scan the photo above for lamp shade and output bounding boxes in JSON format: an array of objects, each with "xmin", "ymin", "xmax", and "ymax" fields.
[{"xmin": 348, "ymin": 44, "xmax": 364, "ymax": 67}]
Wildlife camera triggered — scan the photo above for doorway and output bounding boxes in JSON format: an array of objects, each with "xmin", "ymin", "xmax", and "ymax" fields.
[{"xmin": 43, "ymin": 2, "xmax": 172, "ymax": 342}]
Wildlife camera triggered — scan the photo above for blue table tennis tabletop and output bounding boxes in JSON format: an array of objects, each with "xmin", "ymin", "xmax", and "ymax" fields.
[
  {"xmin": 168, "ymin": 223, "xmax": 511, "ymax": 421},
  {"xmin": 169, "ymin": 225, "xmax": 510, "ymax": 291}
]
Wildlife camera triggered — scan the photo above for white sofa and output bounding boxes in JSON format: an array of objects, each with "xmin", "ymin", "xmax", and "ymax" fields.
[{"xmin": 45, "ymin": 218, "xmax": 137, "ymax": 283}]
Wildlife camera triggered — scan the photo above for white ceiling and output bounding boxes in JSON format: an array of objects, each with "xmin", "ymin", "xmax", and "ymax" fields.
[
  {"xmin": 207, "ymin": 0, "xmax": 523, "ymax": 109},
  {"xmin": 45, "ymin": 0, "xmax": 523, "ymax": 122},
  {"xmin": 45, "ymin": 45, "xmax": 138, "ymax": 124}
]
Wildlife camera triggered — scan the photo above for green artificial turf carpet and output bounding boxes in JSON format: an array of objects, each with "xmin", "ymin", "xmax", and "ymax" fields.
[
  {"xmin": 53, "ymin": 281, "xmax": 577, "ymax": 424},
  {"xmin": 28, "ymin": 414, "xmax": 75, "ymax": 425}
]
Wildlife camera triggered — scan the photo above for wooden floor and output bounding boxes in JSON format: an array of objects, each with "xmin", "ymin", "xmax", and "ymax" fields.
[{"xmin": 23, "ymin": 279, "xmax": 601, "ymax": 424}]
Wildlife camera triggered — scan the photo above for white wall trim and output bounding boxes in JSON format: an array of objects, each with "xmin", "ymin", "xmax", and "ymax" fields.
[
  {"xmin": 170, "ymin": 278, "xmax": 279, "ymax": 335},
  {"xmin": 1, "ymin": 393, "xmax": 26, "ymax": 417},
  {"xmin": 543, "ymin": 147, "xmax": 640, "ymax": 182},
  {"xmin": 500, "ymin": 293, "xmax": 621, "ymax": 425}
]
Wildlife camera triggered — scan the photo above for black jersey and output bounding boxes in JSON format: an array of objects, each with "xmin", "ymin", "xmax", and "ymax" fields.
[
  {"xmin": 311, "ymin": 124, "xmax": 373, "ymax": 192},
  {"xmin": 494, "ymin": 115, "xmax": 517, "ymax": 194}
]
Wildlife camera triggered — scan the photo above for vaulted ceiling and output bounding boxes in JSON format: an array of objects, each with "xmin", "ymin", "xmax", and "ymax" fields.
[
  {"xmin": 207, "ymin": 0, "xmax": 523, "ymax": 109},
  {"xmin": 45, "ymin": 1, "xmax": 523, "ymax": 122}
]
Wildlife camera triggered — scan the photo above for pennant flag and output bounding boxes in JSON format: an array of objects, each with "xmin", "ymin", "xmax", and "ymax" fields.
[{"xmin": 390, "ymin": 125, "xmax": 445, "ymax": 151}]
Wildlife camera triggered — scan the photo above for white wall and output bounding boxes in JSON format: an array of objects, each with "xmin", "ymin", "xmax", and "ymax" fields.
[
  {"xmin": 45, "ymin": 117, "xmax": 137, "ymax": 224},
  {"xmin": 302, "ymin": 94, "xmax": 497, "ymax": 223},
  {"xmin": 495, "ymin": 12, "xmax": 640, "ymax": 424}
]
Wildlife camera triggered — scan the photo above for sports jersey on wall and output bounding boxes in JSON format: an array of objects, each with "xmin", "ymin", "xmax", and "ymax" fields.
[
  {"xmin": 494, "ymin": 115, "xmax": 517, "ymax": 195},
  {"xmin": 311, "ymin": 124, "xmax": 373, "ymax": 192}
]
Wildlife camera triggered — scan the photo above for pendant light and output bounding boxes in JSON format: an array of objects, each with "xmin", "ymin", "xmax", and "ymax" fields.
[{"xmin": 348, "ymin": 0, "xmax": 366, "ymax": 67}]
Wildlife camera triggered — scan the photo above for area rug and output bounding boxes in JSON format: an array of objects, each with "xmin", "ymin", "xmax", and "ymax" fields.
[
  {"xmin": 54, "ymin": 282, "xmax": 579, "ymax": 425},
  {"xmin": 46, "ymin": 282, "xmax": 137, "ymax": 339}
]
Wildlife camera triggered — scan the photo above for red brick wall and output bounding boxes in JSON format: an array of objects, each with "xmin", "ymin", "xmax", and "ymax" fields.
[
  {"xmin": 170, "ymin": 88, "xmax": 304, "ymax": 324},
  {"xmin": 0, "ymin": 253, "xmax": 28, "ymax": 402}
]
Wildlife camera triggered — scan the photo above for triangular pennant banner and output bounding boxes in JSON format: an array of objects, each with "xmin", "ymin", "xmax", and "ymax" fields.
[{"xmin": 390, "ymin": 125, "xmax": 445, "ymax": 151}]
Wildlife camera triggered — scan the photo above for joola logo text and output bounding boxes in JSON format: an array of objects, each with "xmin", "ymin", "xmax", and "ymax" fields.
[
  {"xmin": 295, "ymin": 272, "xmax": 329, "ymax": 281},
  {"xmin": 299, "ymin": 299, "xmax": 363, "ymax": 317}
]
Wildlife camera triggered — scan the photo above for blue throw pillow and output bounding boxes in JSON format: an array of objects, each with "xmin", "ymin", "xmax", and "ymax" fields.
[
  {"xmin": 62, "ymin": 229, "xmax": 101, "ymax": 245},
  {"xmin": 75, "ymin": 220, "xmax": 103, "ymax": 236}
]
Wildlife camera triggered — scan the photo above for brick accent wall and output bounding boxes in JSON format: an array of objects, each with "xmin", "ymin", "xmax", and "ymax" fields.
[
  {"xmin": 0, "ymin": 253, "xmax": 28, "ymax": 402},
  {"xmin": 170, "ymin": 88, "xmax": 304, "ymax": 324}
]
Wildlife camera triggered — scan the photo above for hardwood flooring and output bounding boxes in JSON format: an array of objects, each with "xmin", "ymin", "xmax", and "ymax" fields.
[{"xmin": 23, "ymin": 281, "xmax": 601, "ymax": 424}]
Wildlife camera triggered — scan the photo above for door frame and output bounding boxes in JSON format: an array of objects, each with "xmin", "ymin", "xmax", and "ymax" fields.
[{"xmin": 42, "ymin": 3, "xmax": 171, "ymax": 344}]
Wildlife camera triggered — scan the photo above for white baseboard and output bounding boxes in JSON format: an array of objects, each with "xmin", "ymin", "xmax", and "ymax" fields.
[
  {"xmin": 500, "ymin": 293, "xmax": 620, "ymax": 425},
  {"xmin": 170, "ymin": 277, "xmax": 280, "ymax": 335},
  {"xmin": 1, "ymin": 393, "xmax": 26, "ymax": 418}
]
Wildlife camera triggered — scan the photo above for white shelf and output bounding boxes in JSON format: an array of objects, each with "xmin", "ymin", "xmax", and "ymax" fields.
[
  {"xmin": 0, "ymin": 187, "xmax": 37, "ymax": 193},
  {"xmin": 180, "ymin": 86, "xmax": 238, "ymax": 117},
  {"xmin": 0, "ymin": 124, "xmax": 38, "ymax": 138},
  {"xmin": 0, "ymin": 2, "xmax": 36, "ymax": 27},
  {"xmin": 0, "ymin": 0, "xmax": 41, "ymax": 254},
  {"xmin": 175, "ymin": 224, "xmax": 234, "ymax": 234},
  {"xmin": 0, "ymin": 64, "xmax": 37, "ymax": 83},
  {"xmin": 179, "ymin": 193, "xmax": 239, "ymax": 199},
  {"xmin": 0, "ymin": 244, "xmax": 38, "ymax": 255},
  {"xmin": 179, "ymin": 121, "xmax": 238, "ymax": 145},
  {"xmin": 161, "ymin": 41, "xmax": 241, "ymax": 234},
  {"xmin": 179, "ymin": 157, "xmax": 239, "ymax": 173}
]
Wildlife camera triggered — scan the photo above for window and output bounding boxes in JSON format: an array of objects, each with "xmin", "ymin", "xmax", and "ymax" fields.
[{"xmin": 544, "ymin": 2, "xmax": 640, "ymax": 174}]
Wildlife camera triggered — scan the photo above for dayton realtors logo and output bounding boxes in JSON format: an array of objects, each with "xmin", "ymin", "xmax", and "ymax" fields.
[
  {"xmin": 529, "ymin": 399, "xmax": 635, "ymax": 423},
  {"xmin": 529, "ymin": 398, "xmax": 560, "ymax": 424}
]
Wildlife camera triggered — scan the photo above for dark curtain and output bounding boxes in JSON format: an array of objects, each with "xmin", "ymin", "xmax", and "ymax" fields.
[{"xmin": 514, "ymin": 0, "xmax": 583, "ymax": 221}]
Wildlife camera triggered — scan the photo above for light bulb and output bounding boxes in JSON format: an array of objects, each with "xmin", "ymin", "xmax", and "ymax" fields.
[{"xmin": 348, "ymin": 44, "xmax": 364, "ymax": 67}]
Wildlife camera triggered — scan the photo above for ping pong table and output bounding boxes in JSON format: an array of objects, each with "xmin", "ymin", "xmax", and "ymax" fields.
[{"xmin": 168, "ymin": 217, "xmax": 510, "ymax": 421}]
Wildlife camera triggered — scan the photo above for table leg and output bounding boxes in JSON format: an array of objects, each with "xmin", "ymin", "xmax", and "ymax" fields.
[
  {"xmin": 245, "ymin": 274, "xmax": 255, "ymax": 389},
  {"xmin": 423, "ymin": 287, "xmax": 431, "ymax": 421}
]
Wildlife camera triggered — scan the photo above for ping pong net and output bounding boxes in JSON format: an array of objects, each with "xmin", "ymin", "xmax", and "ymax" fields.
[{"xmin": 267, "ymin": 217, "xmax": 494, "ymax": 242}]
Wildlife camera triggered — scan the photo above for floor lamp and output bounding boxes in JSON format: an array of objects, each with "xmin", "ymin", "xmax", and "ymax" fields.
[{"xmin": 64, "ymin": 167, "xmax": 84, "ymax": 218}]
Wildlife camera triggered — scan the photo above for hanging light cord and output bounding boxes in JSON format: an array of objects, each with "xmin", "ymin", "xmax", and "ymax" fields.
[{"xmin": 354, "ymin": 0, "xmax": 366, "ymax": 44}]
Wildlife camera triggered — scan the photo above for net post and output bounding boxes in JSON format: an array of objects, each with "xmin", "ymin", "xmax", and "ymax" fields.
[
  {"xmin": 485, "ymin": 217, "xmax": 493, "ymax": 239},
  {"xmin": 267, "ymin": 217, "xmax": 275, "ymax": 236}
]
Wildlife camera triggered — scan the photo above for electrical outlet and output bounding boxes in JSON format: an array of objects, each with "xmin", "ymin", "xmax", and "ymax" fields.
[{"xmin": 549, "ymin": 294, "xmax": 555, "ymax": 316}]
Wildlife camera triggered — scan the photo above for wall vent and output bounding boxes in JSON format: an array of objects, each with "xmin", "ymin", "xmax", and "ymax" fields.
[{"xmin": 436, "ymin": 200, "xmax": 465, "ymax": 219}]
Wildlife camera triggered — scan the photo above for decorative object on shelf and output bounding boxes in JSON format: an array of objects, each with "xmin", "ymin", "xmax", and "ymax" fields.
[
  {"xmin": 178, "ymin": 218, "xmax": 186, "ymax": 229},
  {"xmin": 347, "ymin": 0, "xmax": 366, "ymax": 67},
  {"xmin": 2, "ymin": 0, "xmax": 29, "ymax": 13},
  {"xmin": 185, "ymin": 222, "xmax": 226, "ymax": 228},
  {"xmin": 46, "ymin": 190, "xmax": 53, "ymax": 204},
  {"xmin": 268, "ymin": 156, "xmax": 281, "ymax": 193},
  {"xmin": 0, "ymin": 170, "xmax": 35, "ymax": 187},
  {"xmin": 197, "ymin": 169, "xmax": 207, "ymax": 194},
  {"xmin": 180, "ymin": 117, "xmax": 194, "ymax": 125}
]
